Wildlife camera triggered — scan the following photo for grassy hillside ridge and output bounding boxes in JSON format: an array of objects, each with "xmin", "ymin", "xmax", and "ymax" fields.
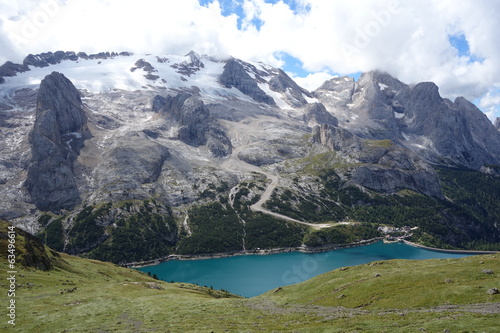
[
  {"xmin": 1, "ymin": 220, "xmax": 499, "ymax": 332},
  {"xmin": 263, "ymin": 255, "xmax": 500, "ymax": 309}
]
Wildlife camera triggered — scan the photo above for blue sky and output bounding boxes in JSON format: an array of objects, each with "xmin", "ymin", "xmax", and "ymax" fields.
[{"xmin": 448, "ymin": 33, "xmax": 485, "ymax": 64}]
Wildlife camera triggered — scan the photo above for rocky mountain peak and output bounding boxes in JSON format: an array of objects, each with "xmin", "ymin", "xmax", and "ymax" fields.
[
  {"xmin": 185, "ymin": 50, "xmax": 204, "ymax": 68},
  {"xmin": 170, "ymin": 51, "xmax": 206, "ymax": 77},
  {"xmin": 219, "ymin": 58, "xmax": 276, "ymax": 106},
  {"xmin": 268, "ymin": 69, "xmax": 312, "ymax": 107},
  {"xmin": 25, "ymin": 72, "xmax": 88, "ymax": 211},
  {"xmin": 494, "ymin": 117, "xmax": 500, "ymax": 130},
  {"xmin": 36, "ymin": 71, "xmax": 87, "ymax": 134}
]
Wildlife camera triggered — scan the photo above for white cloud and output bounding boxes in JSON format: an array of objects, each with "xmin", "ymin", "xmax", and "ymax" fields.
[
  {"xmin": 0, "ymin": 0, "xmax": 499, "ymax": 120},
  {"xmin": 291, "ymin": 72, "xmax": 336, "ymax": 92}
]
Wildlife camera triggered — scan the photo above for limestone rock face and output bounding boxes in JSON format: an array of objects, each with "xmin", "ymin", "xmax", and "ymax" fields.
[
  {"xmin": 94, "ymin": 134, "xmax": 170, "ymax": 196},
  {"xmin": 23, "ymin": 51, "xmax": 79, "ymax": 67},
  {"xmin": 268, "ymin": 69, "xmax": 312, "ymax": 107},
  {"xmin": 314, "ymin": 70, "xmax": 500, "ymax": 169},
  {"xmin": 171, "ymin": 51, "xmax": 205, "ymax": 76},
  {"xmin": 405, "ymin": 87, "xmax": 500, "ymax": 169},
  {"xmin": 303, "ymin": 103, "xmax": 339, "ymax": 127},
  {"xmin": 312, "ymin": 124, "xmax": 443, "ymax": 198},
  {"xmin": 219, "ymin": 58, "xmax": 276, "ymax": 106},
  {"xmin": 36, "ymin": 71, "xmax": 87, "ymax": 134},
  {"xmin": 153, "ymin": 93, "xmax": 232, "ymax": 157},
  {"xmin": 0, "ymin": 61, "xmax": 30, "ymax": 84},
  {"xmin": 25, "ymin": 72, "xmax": 88, "ymax": 211}
]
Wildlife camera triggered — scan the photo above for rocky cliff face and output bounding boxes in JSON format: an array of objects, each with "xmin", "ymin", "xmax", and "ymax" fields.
[
  {"xmin": 404, "ymin": 85, "xmax": 500, "ymax": 169},
  {"xmin": 314, "ymin": 71, "xmax": 500, "ymax": 170},
  {"xmin": 93, "ymin": 134, "xmax": 170, "ymax": 200},
  {"xmin": 219, "ymin": 58, "xmax": 276, "ymax": 105},
  {"xmin": 25, "ymin": 72, "xmax": 89, "ymax": 211},
  {"xmin": 268, "ymin": 69, "xmax": 312, "ymax": 107},
  {"xmin": 303, "ymin": 102, "xmax": 339, "ymax": 127},
  {"xmin": 152, "ymin": 93, "xmax": 232, "ymax": 157},
  {"xmin": 312, "ymin": 124, "xmax": 443, "ymax": 198},
  {"xmin": 495, "ymin": 117, "xmax": 500, "ymax": 131}
]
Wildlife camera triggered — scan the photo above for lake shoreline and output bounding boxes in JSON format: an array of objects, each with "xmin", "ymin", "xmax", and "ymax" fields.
[
  {"xmin": 128, "ymin": 237, "xmax": 384, "ymax": 268},
  {"xmin": 129, "ymin": 238, "xmax": 498, "ymax": 268},
  {"xmin": 402, "ymin": 240, "xmax": 498, "ymax": 255}
]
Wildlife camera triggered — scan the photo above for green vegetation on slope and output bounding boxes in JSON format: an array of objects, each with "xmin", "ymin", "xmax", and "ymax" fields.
[
  {"xmin": 36, "ymin": 200, "xmax": 178, "ymax": 264},
  {"xmin": 88, "ymin": 209, "xmax": 177, "ymax": 264},
  {"xmin": 1, "ymin": 220, "xmax": 498, "ymax": 332},
  {"xmin": 176, "ymin": 195, "xmax": 307, "ymax": 254},
  {"xmin": 264, "ymin": 255, "xmax": 500, "ymax": 310},
  {"xmin": 176, "ymin": 202, "xmax": 243, "ymax": 254},
  {"xmin": 244, "ymin": 212, "xmax": 306, "ymax": 249},
  {"xmin": 265, "ymin": 165, "xmax": 500, "ymax": 251},
  {"xmin": 303, "ymin": 224, "xmax": 382, "ymax": 247}
]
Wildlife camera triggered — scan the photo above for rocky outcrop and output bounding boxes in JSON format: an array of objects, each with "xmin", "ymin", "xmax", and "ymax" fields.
[
  {"xmin": 495, "ymin": 117, "xmax": 500, "ymax": 131},
  {"xmin": 25, "ymin": 72, "xmax": 89, "ymax": 211},
  {"xmin": 348, "ymin": 71, "xmax": 410, "ymax": 140},
  {"xmin": 311, "ymin": 124, "xmax": 360, "ymax": 152},
  {"xmin": 314, "ymin": 71, "xmax": 500, "ymax": 170},
  {"xmin": 312, "ymin": 124, "xmax": 443, "ymax": 198},
  {"xmin": 153, "ymin": 93, "xmax": 232, "ymax": 157},
  {"xmin": 130, "ymin": 59, "xmax": 159, "ymax": 80},
  {"xmin": 95, "ymin": 134, "xmax": 170, "ymax": 196},
  {"xmin": 24, "ymin": 51, "xmax": 123, "ymax": 67},
  {"xmin": 0, "ymin": 61, "xmax": 30, "ymax": 83},
  {"xmin": 219, "ymin": 58, "xmax": 275, "ymax": 105},
  {"xmin": 405, "ymin": 86, "xmax": 500, "ymax": 169},
  {"xmin": 268, "ymin": 69, "xmax": 312, "ymax": 107},
  {"xmin": 171, "ymin": 51, "xmax": 205, "ymax": 77},
  {"xmin": 314, "ymin": 76, "xmax": 355, "ymax": 104},
  {"xmin": 23, "ymin": 51, "xmax": 78, "ymax": 67},
  {"xmin": 303, "ymin": 102, "xmax": 339, "ymax": 127}
]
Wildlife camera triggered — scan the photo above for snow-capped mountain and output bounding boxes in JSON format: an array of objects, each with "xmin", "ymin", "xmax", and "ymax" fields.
[{"xmin": 1, "ymin": 51, "xmax": 500, "ymax": 259}]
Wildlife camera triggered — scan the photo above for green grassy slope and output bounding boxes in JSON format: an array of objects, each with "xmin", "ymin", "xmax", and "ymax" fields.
[{"xmin": 1, "ymin": 221, "xmax": 499, "ymax": 332}]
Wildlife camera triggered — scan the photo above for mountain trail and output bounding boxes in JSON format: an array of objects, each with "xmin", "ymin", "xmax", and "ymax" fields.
[{"xmin": 220, "ymin": 151, "xmax": 332, "ymax": 230}]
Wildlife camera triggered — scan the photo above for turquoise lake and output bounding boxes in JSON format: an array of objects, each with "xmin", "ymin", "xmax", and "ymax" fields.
[{"xmin": 138, "ymin": 242, "xmax": 474, "ymax": 297}]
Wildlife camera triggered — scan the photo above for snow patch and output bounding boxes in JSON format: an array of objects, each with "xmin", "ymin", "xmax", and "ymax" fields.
[
  {"xmin": 378, "ymin": 83, "xmax": 389, "ymax": 91},
  {"xmin": 0, "ymin": 54, "xmax": 235, "ymax": 102},
  {"xmin": 257, "ymin": 82, "xmax": 291, "ymax": 109},
  {"xmin": 394, "ymin": 112, "xmax": 404, "ymax": 119},
  {"xmin": 303, "ymin": 93, "xmax": 318, "ymax": 103}
]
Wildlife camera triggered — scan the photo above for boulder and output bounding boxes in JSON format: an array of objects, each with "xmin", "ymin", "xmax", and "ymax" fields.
[{"xmin": 487, "ymin": 288, "xmax": 499, "ymax": 295}]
